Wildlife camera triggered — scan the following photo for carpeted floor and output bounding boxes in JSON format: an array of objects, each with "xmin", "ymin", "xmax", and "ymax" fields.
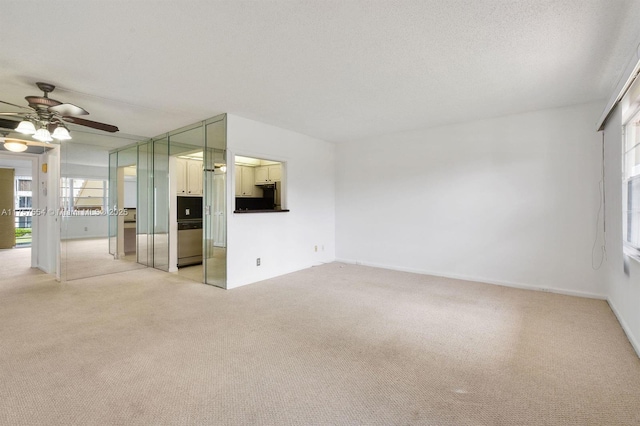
[{"xmin": 1, "ymin": 254, "xmax": 639, "ymax": 425}]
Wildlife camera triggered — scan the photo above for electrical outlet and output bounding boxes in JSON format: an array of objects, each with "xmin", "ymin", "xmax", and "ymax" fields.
[
  {"xmin": 256, "ymin": 258, "xmax": 261, "ymax": 266},
  {"xmin": 84, "ymin": 227, "xmax": 88, "ymax": 231},
  {"xmin": 314, "ymin": 245, "xmax": 318, "ymax": 252},
  {"xmin": 322, "ymin": 245, "xmax": 324, "ymax": 251}
]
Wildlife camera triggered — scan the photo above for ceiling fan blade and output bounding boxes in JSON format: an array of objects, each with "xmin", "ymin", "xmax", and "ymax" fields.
[
  {"xmin": 0, "ymin": 99, "xmax": 32, "ymax": 111},
  {"xmin": 0, "ymin": 118, "xmax": 19, "ymax": 130},
  {"xmin": 63, "ymin": 116, "xmax": 119, "ymax": 133},
  {"xmin": 49, "ymin": 103, "xmax": 89, "ymax": 116}
]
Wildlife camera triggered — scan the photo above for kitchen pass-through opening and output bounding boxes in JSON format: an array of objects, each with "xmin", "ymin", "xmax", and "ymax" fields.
[{"xmin": 234, "ymin": 155, "xmax": 286, "ymax": 213}]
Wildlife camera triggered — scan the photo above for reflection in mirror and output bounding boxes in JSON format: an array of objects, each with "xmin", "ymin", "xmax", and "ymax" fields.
[
  {"xmin": 204, "ymin": 117, "xmax": 226, "ymax": 288},
  {"xmin": 137, "ymin": 142, "xmax": 152, "ymax": 267},
  {"xmin": 169, "ymin": 124, "xmax": 208, "ymax": 283},
  {"xmin": 60, "ymin": 129, "xmax": 146, "ymax": 281},
  {"xmin": 84, "ymin": 114, "xmax": 228, "ymax": 287},
  {"xmin": 153, "ymin": 136, "xmax": 170, "ymax": 271},
  {"xmin": 116, "ymin": 146, "xmax": 138, "ymax": 263},
  {"xmin": 163, "ymin": 117, "xmax": 227, "ymax": 287}
]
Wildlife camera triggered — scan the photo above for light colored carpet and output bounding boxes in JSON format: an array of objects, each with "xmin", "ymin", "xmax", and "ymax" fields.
[
  {"xmin": 1, "ymin": 260, "xmax": 639, "ymax": 425},
  {"xmin": 0, "ymin": 247, "xmax": 49, "ymax": 288}
]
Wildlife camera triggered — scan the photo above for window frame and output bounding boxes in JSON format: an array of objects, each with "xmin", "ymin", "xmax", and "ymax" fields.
[
  {"xmin": 622, "ymin": 110, "xmax": 640, "ymax": 260},
  {"xmin": 14, "ymin": 176, "xmax": 33, "ymax": 234},
  {"xmin": 60, "ymin": 177, "xmax": 109, "ymax": 214}
]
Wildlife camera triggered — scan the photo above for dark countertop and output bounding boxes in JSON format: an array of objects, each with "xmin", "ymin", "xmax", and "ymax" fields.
[{"xmin": 233, "ymin": 209, "xmax": 290, "ymax": 214}]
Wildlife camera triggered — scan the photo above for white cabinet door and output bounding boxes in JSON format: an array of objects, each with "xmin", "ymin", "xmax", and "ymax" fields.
[
  {"xmin": 268, "ymin": 164, "xmax": 281, "ymax": 182},
  {"xmin": 187, "ymin": 160, "xmax": 203, "ymax": 195},
  {"xmin": 234, "ymin": 165, "xmax": 243, "ymax": 196},
  {"xmin": 255, "ymin": 166, "xmax": 269, "ymax": 185},
  {"xmin": 235, "ymin": 165, "xmax": 255, "ymax": 197},
  {"xmin": 255, "ymin": 164, "xmax": 281, "ymax": 184},
  {"xmin": 176, "ymin": 158, "xmax": 187, "ymax": 195},
  {"xmin": 241, "ymin": 166, "xmax": 254, "ymax": 196}
]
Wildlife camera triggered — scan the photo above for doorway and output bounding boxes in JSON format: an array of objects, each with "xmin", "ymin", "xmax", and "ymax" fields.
[
  {"xmin": 0, "ymin": 147, "xmax": 57, "ymax": 279},
  {"xmin": 0, "ymin": 159, "xmax": 33, "ymax": 276}
]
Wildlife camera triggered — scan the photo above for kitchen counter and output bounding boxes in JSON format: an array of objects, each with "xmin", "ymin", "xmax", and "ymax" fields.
[{"xmin": 233, "ymin": 209, "xmax": 290, "ymax": 214}]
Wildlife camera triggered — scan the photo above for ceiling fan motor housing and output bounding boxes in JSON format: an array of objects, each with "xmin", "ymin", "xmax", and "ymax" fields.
[
  {"xmin": 25, "ymin": 96, "xmax": 62, "ymax": 109},
  {"xmin": 36, "ymin": 82, "xmax": 56, "ymax": 94},
  {"xmin": 26, "ymin": 82, "xmax": 61, "ymax": 112}
]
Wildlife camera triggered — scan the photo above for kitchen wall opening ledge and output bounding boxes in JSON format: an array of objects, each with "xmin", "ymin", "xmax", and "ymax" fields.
[{"xmin": 233, "ymin": 209, "xmax": 290, "ymax": 213}]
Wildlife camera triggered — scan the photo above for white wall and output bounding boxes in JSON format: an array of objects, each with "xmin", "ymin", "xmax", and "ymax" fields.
[
  {"xmin": 336, "ymin": 102, "xmax": 604, "ymax": 298},
  {"xmin": 62, "ymin": 216, "xmax": 109, "ymax": 239},
  {"xmin": 0, "ymin": 158, "xmax": 32, "ymax": 176},
  {"xmin": 226, "ymin": 114, "xmax": 335, "ymax": 289},
  {"xmin": 124, "ymin": 179, "xmax": 137, "ymax": 208},
  {"xmin": 602, "ymin": 104, "xmax": 640, "ymax": 356}
]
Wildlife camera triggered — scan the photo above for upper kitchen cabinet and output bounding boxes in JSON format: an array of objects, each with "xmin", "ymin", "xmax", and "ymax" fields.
[
  {"xmin": 176, "ymin": 158, "xmax": 187, "ymax": 195},
  {"xmin": 176, "ymin": 157, "xmax": 203, "ymax": 196},
  {"xmin": 187, "ymin": 160, "xmax": 203, "ymax": 195},
  {"xmin": 255, "ymin": 164, "xmax": 281, "ymax": 184},
  {"xmin": 235, "ymin": 165, "xmax": 261, "ymax": 197}
]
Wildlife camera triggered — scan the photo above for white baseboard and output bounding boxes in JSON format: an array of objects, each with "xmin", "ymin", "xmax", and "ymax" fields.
[
  {"xmin": 334, "ymin": 258, "xmax": 607, "ymax": 300},
  {"xmin": 607, "ymin": 298, "xmax": 640, "ymax": 359}
]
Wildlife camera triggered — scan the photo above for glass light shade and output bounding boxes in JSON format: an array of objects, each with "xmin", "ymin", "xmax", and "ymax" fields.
[
  {"xmin": 16, "ymin": 120, "xmax": 36, "ymax": 135},
  {"xmin": 3, "ymin": 141, "xmax": 28, "ymax": 152},
  {"xmin": 52, "ymin": 126, "xmax": 72, "ymax": 140},
  {"xmin": 33, "ymin": 128, "xmax": 53, "ymax": 142}
]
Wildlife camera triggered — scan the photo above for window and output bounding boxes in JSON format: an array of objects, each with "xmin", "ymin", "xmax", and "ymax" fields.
[
  {"xmin": 60, "ymin": 178, "xmax": 108, "ymax": 213},
  {"xmin": 14, "ymin": 177, "xmax": 32, "ymax": 244},
  {"xmin": 18, "ymin": 216, "xmax": 32, "ymax": 228},
  {"xmin": 623, "ymin": 111, "xmax": 640, "ymax": 258},
  {"xmin": 18, "ymin": 179, "xmax": 32, "ymax": 192},
  {"xmin": 18, "ymin": 196, "xmax": 32, "ymax": 208}
]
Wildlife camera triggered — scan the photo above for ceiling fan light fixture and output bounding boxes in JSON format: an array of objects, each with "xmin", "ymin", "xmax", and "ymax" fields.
[
  {"xmin": 3, "ymin": 140, "xmax": 28, "ymax": 153},
  {"xmin": 52, "ymin": 126, "xmax": 72, "ymax": 140},
  {"xmin": 1, "ymin": 82, "xmax": 119, "ymax": 136},
  {"xmin": 16, "ymin": 120, "xmax": 36, "ymax": 135},
  {"xmin": 33, "ymin": 128, "xmax": 53, "ymax": 143}
]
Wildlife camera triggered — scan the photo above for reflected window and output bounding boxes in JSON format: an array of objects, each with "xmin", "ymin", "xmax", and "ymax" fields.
[
  {"xmin": 60, "ymin": 178, "xmax": 108, "ymax": 213},
  {"xmin": 18, "ymin": 179, "xmax": 32, "ymax": 191}
]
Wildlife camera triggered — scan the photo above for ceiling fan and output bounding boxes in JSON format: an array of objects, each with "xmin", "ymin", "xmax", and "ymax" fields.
[{"xmin": 0, "ymin": 82, "xmax": 119, "ymax": 143}]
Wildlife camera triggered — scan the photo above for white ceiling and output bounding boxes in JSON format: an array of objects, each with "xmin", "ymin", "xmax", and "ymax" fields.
[{"xmin": 1, "ymin": 1, "xmax": 640, "ymax": 143}]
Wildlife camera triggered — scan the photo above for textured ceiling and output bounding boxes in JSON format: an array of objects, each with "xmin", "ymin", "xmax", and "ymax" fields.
[{"xmin": 1, "ymin": 1, "xmax": 640, "ymax": 143}]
